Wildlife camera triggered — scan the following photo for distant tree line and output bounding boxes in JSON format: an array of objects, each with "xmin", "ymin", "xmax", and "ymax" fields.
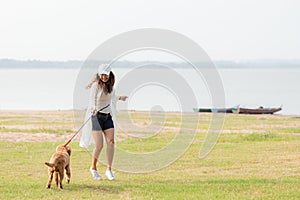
[
  {"xmin": 0, "ymin": 59, "xmax": 83, "ymax": 69},
  {"xmin": 0, "ymin": 59, "xmax": 299, "ymax": 69}
]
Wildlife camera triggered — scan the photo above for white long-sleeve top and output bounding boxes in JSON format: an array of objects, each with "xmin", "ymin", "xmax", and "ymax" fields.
[
  {"xmin": 89, "ymin": 82, "xmax": 120, "ymax": 114},
  {"xmin": 80, "ymin": 82, "xmax": 119, "ymax": 148}
]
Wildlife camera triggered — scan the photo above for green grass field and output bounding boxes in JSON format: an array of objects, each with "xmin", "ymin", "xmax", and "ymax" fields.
[{"xmin": 0, "ymin": 111, "xmax": 300, "ymax": 199}]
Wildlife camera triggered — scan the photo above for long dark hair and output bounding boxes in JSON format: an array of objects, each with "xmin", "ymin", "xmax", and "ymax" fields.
[{"xmin": 86, "ymin": 71, "xmax": 115, "ymax": 94}]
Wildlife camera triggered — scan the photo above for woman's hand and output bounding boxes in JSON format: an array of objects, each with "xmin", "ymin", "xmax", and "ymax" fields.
[
  {"xmin": 119, "ymin": 96, "xmax": 128, "ymax": 101},
  {"xmin": 92, "ymin": 109, "xmax": 98, "ymax": 116}
]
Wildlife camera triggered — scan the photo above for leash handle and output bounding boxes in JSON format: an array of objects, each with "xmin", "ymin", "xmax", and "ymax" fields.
[{"xmin": 64, "ymin": 104, "xmax": 110, "ymax": 147}]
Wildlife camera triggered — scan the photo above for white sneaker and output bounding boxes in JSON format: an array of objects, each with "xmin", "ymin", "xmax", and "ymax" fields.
[
  {"xmin": 105, "ymin": 170, "xmax": 115, "ymax": 180},
  {"xmin": 90, "ymin": 167, "xmax": 102, "ymax": 180}
]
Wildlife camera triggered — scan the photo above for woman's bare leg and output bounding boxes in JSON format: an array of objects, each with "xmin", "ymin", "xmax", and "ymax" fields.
[
  {"xmin": 103, "ymin": 128, "xmax": 114, "ymax": 170},
  {"xmin": 91, "ymin": 130, "xmax": 103, "ymax": 170}
]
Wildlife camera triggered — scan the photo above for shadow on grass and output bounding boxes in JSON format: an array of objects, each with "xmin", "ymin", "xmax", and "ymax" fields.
[{"xmin": 65, "ymin": 182, "xmax": 124, "ymax": 194}]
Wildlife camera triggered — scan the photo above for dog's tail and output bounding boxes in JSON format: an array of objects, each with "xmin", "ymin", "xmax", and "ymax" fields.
[{"xmin": 45, "ymin": 162, "xmax": 55, "ymax": 168}]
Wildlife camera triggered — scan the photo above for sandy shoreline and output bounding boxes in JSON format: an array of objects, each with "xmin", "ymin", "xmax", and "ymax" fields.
[
  {"xmin": 1, "ymin": 110, "xmax": 299, "ymax": 143},
  {"xmin": 0, "ymin": 110, "xmax": 76, "ymax": 142}
]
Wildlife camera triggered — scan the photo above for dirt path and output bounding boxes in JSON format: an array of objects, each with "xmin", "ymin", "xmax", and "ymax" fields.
[{"xmin": 0, "ymin": 132, "xmax": 80, "ymax": 142}]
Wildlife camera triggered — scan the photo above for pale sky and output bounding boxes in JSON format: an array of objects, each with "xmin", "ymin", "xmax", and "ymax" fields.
[{"xmin": 0, "ymin": 0, "xmax": 299, "ymax": 61}]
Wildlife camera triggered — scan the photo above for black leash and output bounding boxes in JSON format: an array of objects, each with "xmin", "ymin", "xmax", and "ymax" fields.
[{"xmin": 64, "ymin": 104, "xmax": 110, "ymax": 146}]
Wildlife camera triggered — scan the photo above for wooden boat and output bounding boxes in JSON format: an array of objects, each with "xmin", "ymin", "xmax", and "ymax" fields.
[
  {"xmin": 232, "ymin": 107, "xmax": 282, "ymax": 114},
  {"xmin": 193, "ymin": 108, "xmax": 234, "ymax": 113},
  {"xmin": 193, "ymin": 108, "xmax": 211, "ymax": 112}
]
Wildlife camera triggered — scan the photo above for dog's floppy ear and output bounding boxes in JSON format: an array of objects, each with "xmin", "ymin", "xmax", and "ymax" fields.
[
  {"xmin": 45, "ymin": 162, "xmax": 54, "ymax": 167},
  {"xmin": 65, "ymin": 146, "xmax": 71, "ymax": 156}
]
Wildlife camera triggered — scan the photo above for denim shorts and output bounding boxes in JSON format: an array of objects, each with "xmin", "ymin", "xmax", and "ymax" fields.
[{"xmin": 91, "ymin": 113, "xmax": 114, "ymax": 131}]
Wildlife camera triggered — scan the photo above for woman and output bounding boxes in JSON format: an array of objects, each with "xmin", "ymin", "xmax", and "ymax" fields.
[{"xmin": 81, "ymin": 64, "xmax": 127, "ymax": 181}]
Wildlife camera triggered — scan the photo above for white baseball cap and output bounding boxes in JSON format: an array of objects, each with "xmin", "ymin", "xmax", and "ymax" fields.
[{"xmin": 98, "ymin": 64, "xmax": 111, "ymax": 75}]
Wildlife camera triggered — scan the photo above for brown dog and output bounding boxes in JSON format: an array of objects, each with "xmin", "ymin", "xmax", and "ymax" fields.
[{"xmin": 45, "ymin": 145, "xmax": 71, "ymax": 189}]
